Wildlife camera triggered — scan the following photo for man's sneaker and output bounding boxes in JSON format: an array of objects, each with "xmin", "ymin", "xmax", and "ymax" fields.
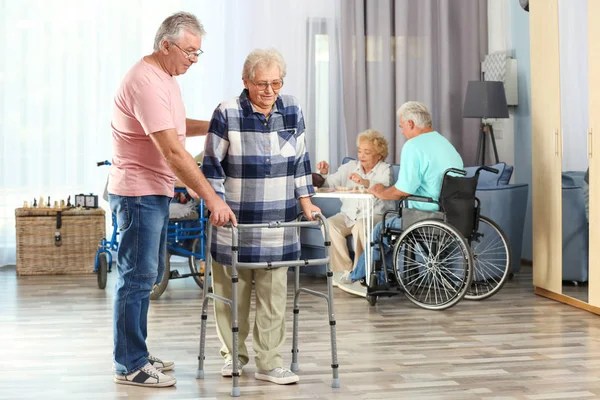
[
  {"xmin": 255, "ymin": 367, "xmax": 299, "ymax": 385},
  {"xmin": 114, "ymin": 362, "xmax": 176, "ymax": 387},
  {"xmin": 338, "ymin": 281, "xmax": 367, "ymax": 297},
  {"xmin": 148, "ymin": 354, "xmax": 174, "ymax": 372},
  {"xmin": 221, "ymin": 358, "xmax": 245, "ymax": 377}
]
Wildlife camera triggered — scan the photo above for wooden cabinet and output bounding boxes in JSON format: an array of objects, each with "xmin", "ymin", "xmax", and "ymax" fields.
[
  {"xmin": 530, "ymin": 0, "xmax": 599, "ymax": 312},
  {"xmin": 530, "ymin": 0, "xmax": 562, "ymax": 295},
  {"xmin": 588, "ymin": 0, "xmax": 600, "ymax": 306}
]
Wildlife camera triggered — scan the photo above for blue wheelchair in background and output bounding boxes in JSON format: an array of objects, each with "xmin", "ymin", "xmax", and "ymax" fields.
[{"xmin": 94, "ymin": 160, "xmax": 208, "ymax": 300}]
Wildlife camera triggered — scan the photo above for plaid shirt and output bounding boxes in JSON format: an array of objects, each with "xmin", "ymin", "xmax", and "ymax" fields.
[{"xmin": 203, "ymin": 90, "xmax": 315, "ymax": 265}]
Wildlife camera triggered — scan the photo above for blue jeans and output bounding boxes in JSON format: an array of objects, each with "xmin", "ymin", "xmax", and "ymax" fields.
[
  {"xmin": 349, "ymin": 216, "xmax": 402, "ymax": 282},
  {"xmin": 109, "ymin": 194, "xmax": 170, "ymax": 375}
]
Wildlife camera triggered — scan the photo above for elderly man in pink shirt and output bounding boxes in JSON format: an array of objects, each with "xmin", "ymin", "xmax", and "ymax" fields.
[{"xmin": 108, "ymin": 12, "xmax": 236, "ymax": 388}]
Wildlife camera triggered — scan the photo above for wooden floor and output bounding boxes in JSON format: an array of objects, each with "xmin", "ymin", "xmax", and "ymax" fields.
[{"xmin": 2, "ymin": 264, "xmax": 600, "ymax": 400}]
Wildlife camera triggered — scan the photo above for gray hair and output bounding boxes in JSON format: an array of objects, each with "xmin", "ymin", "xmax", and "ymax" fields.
[
  {"xmin": 153, "ymin": 12, "xmax": 206, "ymax": 52},
  {"xmin": 357, "ymin": 129, "xmax": 389, "ymax": 160},
  {"xmin": 397, "ymin": 101, "xmax": 432, "ymax": 128},
  {"xmin": 242, "ymin": 48, "xmax": 287, "ymax": 81}
]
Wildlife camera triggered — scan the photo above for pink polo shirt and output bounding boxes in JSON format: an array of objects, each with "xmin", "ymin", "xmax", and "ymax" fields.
[{"xmin": 108, "ymin": 59, "xmax": 186, "ymax": 197}]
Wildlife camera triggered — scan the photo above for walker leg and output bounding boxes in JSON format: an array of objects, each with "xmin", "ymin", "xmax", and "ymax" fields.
[
  {"xmin": 327, "ymin": 266, "xmax": 340, "ymax": 388},
  {"xmin": 196, "ymin": 299, "xmax": 208, "ymax": 379},
  {"xmin": 231, "ymin": 267, "xmax": 240, "ymax": 397},
  {"xmin": 197, "ymin": 247, "xmax": 213, "ymax": 379},
  {"xmin": 291, "ymin": 266, "xmax": 300, "ymax": 372},
  {"xmin": 196, "ymin": 305, "xmax": 207, "ymax": 379}
]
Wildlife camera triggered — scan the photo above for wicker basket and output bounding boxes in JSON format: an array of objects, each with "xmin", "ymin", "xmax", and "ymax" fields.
[{"xmin": 15, "ymin": 208, "xmax": 106, "ymax": 275}]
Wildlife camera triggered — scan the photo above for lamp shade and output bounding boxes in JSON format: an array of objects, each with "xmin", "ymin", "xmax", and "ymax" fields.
[{"xmin": 462, "ymin": 81, "xmax": 509, "ymax": 119}]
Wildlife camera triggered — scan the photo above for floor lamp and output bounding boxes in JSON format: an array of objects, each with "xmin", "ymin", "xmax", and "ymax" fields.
[{"xmin": 463, "ymin": 81, "xmax": 509, "ymax": 165}]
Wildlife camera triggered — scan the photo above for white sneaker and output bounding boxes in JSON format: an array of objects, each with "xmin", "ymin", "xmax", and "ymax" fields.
[
  {"xmin": 332, "ymin": 271, "xmax": 350, "ymax": 287},
  {"xmin": 338, "ymin": 271, "xmax": 353, "ymax": 285},
  {"xmin": 221, "ymin": 358, "xmax": 245, "ymax": 377},
  {"xmin": 114, "ymin": 362, "xmax": 176, "ymax": 387},
  {"xmin": 338, "ymin": 281, "xmax": 367, "ymax": 297},
  {"xmin": 255, "ymin": 367, "xmax": 299, "ymax": 385},
  {"xmin": 148, "ymin": 354, "xmax": 174, "ymax": 372}
]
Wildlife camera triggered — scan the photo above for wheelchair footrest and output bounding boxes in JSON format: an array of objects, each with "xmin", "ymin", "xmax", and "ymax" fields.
[
  {"xmin": 367, "ymin": 283, "xmax": 402, "ymax": 298},
  {"xmin": 368, "ymin": 289, "xmax": 401, "ymax": 298}
]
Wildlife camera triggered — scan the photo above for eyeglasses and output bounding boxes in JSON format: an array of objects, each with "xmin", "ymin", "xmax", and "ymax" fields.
[
  {"xmin": 171, "ymin": 42, "xmax": 203, "ymax": 60},
  {"xmin": 252, "ymin": 79, "xmax": 284, "ymax": 91}
]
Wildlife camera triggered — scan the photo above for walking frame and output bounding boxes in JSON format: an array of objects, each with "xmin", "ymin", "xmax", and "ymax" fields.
[{"xmin": 196, "ymin": 213, "xmax": 340, "ymax": 397}]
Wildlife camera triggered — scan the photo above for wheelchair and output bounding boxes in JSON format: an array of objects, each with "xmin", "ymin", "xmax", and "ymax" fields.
[
  {"xmin": 150, "ymin": 187, "xmax": 208, "ymax": 300},
  {"xmin": 365, "ymin": 166, "xmax": 511, "ymax": 310},
  {"xmin": 93, "ymin": 160, "xmax": 208, "ymax": 300}
]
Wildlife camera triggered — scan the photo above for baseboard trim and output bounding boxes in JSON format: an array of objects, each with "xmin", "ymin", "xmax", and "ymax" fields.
[{"xmin": 534, "ymin": 286, "xmax": 600, "ymax": 315}]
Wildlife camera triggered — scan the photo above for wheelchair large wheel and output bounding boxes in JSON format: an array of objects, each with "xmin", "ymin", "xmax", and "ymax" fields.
[
  {"xmin": 393, "ymin": 220, "xmax": 473, "ymax": 310},
  {"xmin": 188, "ymin": 238, "xmax": 205, "ymax": 289},
  {"xmin": 465, "ymin": 216, "xmax": 511, "ymax": 301},
  {"xmin": 150, "ymin": 253, "xmax": 170, "ymax": 300},
  {"xmin": 97, "ymin": 253, "xmax": 108, "ymax": 290}
]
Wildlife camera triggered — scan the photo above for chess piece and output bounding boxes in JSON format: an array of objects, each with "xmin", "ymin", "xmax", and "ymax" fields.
[
  {"xmin": 23, "ymin": 201, "xmax": 28, "ymax": 208},
  {"xmin": 33, "ymin": 198, "xmax": 37, "ymax": 208},
  {"xmin": 53, "ymin": 201, "xmax": 59, "ymax": 209},
  {"xmin": 60, "ymin": 199, "xmax": 65, "ymax": 208},
  {"xmin": 47, "ymin": 196, "xmax": 51, "ymax": 208},
  {"xmin": 39, "ymin": 196, "xmax": 44, "ymax": 208},
  {"xmin": 66, "ymin": 195, "xmax": 71, "ymax": 207}
]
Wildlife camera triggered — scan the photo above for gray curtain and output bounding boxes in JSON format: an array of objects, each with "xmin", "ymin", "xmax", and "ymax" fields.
[{"xmin": 339, "ymin": 0, "xmax": 488, "ymax": 163}]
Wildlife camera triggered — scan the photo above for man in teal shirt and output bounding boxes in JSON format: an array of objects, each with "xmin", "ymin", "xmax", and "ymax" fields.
[
  {"xmin": 338, "ymin": 101, "xmax": 464, "ymax": 297},
  {"xmin": 370, "ymin": 101, "xmax": 463, "ymax": 206}
]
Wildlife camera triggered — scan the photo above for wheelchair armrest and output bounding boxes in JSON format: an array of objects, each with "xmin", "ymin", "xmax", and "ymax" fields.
[
  {"xmin": 400, "ymin": 196, "xmax": 439, "ymax": 208},
  {"xmin": 382, "ymin": 208, "xmax": 402, "ymax": 228}
]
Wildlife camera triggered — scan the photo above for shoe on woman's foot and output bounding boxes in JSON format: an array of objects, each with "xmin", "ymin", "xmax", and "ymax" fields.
[{"xmin": 255, "ymin": 367, "xmax": 299, "ymax": 385}]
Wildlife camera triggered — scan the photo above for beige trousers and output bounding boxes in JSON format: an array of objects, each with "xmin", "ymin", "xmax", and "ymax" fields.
[
  {"xmin": 212, "ymin": 260, "xmax": 288, "ymax": 371},
  {"xmin": 326, "ymin": 213, "xmax": 383, "ymax": 272}
]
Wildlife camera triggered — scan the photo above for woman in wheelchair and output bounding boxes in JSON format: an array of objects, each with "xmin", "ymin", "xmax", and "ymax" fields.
[{"xmin": 346, "ymin": 103, "xmax": 511, "ymax": 309}]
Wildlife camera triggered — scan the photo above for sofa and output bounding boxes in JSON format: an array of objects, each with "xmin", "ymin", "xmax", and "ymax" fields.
[
  {"xmin": 463, "ymin": 163, "xmax": 529, "ymax": 274},
  {"xmin": 299, "ymin": 160, "xmax": 529, "ymax": 276},
  {"xmin": 561, "ymin": 171, "xmax": 589, "ymax": 283}
]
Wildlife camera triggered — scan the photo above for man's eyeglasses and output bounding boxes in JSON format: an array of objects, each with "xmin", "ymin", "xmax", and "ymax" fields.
[
  {"xmin": 171, "ymin": 42, "xmax": 203, "ymax": 60},
  {"xmin": 252, "ymin": 79, "xmax": 284, "ymax": 91}
]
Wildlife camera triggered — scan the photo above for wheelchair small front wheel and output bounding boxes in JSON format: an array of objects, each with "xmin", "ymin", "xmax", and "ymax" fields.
[
  {"xmin": 188, "ymin": 238, "xmax": 205, "ymax": 289},
  {"xmin": 150, "ymin": 252, "xmax": 170, "ymax": 300},
  {"xmin": 366, "ymin": 294, "xmax": 377, "ymax": 306},
  {"xmin": 97, "ymin": 253, "xmax": 108, "ymax": 290}
]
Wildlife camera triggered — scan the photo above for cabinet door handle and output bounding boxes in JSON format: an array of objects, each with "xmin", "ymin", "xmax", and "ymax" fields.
[
  {"xmin": 589, "ymin": 128, "xmax": 593, "ymax": 158},
  {"xmin": 555, "ymin": 129, "xmax": 559, "ymax": 157}
]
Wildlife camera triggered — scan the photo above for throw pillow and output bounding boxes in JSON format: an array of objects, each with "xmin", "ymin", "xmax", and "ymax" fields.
[{"xmin": 464, "ymin": 162, "xmax": 513, "ymax": 186}]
